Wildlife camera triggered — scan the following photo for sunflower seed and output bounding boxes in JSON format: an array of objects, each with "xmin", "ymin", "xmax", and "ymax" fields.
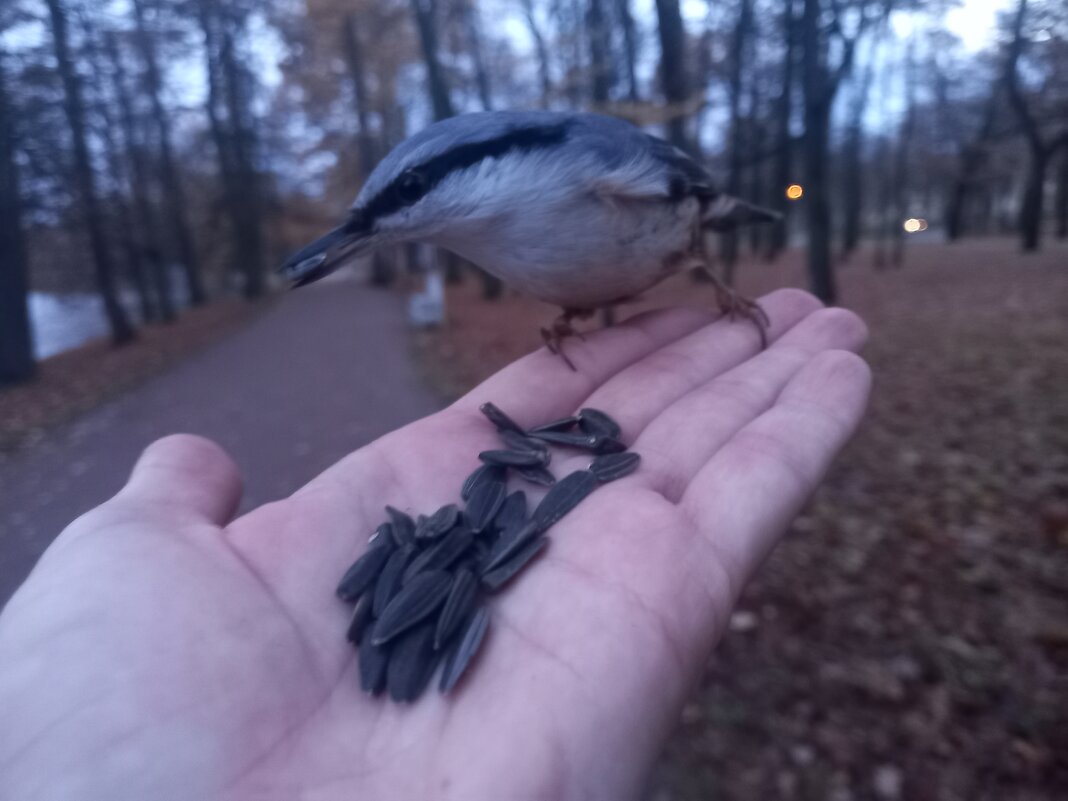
[
  {"xmin": 461, "ymin": 463, "xmax": 506, "ymax": 501},
  {"xmin": 479, "ymin": 401, "xmax": 524, "ymax": 434},
  {"xmin": 386, "ymin": 506, "xmax": 416, "ymax": 546},
  {"xmin": 417, "ymin": 503, "xmax": 460, "ymax": 540},
  {"xmin": 402, "ymin": 529, "xmax": 475, "ymax": 584},
  {"xmin": 435, "ymin": 568, "xmax": 479, "ymax": 649},
  {"xmin": 359, "ymin": 622, "xmax": 390, "ymax": 695},
  {"xmin": 346, "ymin": 589, "xmax": 376, "ymax": 643},
  {"xmin": 440, "ymin": 606, "xmax": 491, "ymax": 694},
  {"xmin": 373, "ymin": 570, "xmax": 453, "ymax": 645},
  {"xmin": 494, "ymin": 490, "xmax": 528, "ymax": 532},
  {"xmin": 532, "ymin": 469, "xmax": 599, "ymax": 531},
  {"xmin": 337, "ymin": 543, "xmax": 392, "ymax": 602},
  {"xmin": 498, "ymin": 429, "xmax": 549, "ymax": 454},
  {"xmin": 528, "ymin": 430, "xmax": 599, "ymax": 448},
  {"xmin": 464, "ymin": 480, "xmax": 507, "ymax": 533},
  {"xmin": 528, "ymin": 415, "xmax": 580, "ymax": 434},
  {"xmin": 374, "ymin": 545, "xmax": 415, "ymax": 616},
  {"xmin": 481, "ymin": 536, "xmax": 549, "ymax": 591},
  {"xmin": 590, "ymin": 436, "xmax": 628, "ymax": 454},
  {"xmin": 368, "ymin": 522, "xmax": 393, "ymax": 546},
  {"xmin": 578, "ymin": 407, "xmax": 622, "ymax": 439},
  {"xmin": 590, "ymin": 451, "xmax": 641, "ymax": 482},
  {"xmin": 515, "ymin": 465, "xmax": 556, "ymax": 486},
  {"xmin": 479, "ymin": 449, "xmax": 547, "ymax": 468},
  {"xmin": 387, "ymin": 622, "xmax": 440, "ymax": 702},
  {"xmin": 483, "ymin": 519, "xmax": 541, "ymax": 574}
]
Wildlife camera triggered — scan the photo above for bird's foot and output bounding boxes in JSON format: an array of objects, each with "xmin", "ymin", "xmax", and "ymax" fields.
[
  {"xmin": 713, "ymin": 285, "xmax": 770, "ymax": 349},
  {"xmin": 541, "ymin": 308, "xmax": 594, "ymax": 371}
]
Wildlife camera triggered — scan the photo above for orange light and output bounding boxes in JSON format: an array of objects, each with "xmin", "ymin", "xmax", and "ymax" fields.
[
  {"xmin": 903, "ymin": 218, "xmax": 928, "ymax": 233},
  {"xmin": 786, "ymin": 184, "xmax": 804, "ymax": 200}
]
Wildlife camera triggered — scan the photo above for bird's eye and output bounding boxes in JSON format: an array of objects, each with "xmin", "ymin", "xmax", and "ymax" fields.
[{"xmin": 395, "ymin": 170, "xmax": 429, "ymax": 204}]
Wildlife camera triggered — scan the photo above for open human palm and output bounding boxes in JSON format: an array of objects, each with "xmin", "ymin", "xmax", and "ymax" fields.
[{"xmin": 0, "ymin": 289, "xmax": 870, "ymax": 801}]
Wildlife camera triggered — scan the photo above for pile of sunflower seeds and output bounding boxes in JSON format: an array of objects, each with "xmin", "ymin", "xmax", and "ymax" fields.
[{"xmin": 336, "ymin": 402, "xmax": 641, "ymax": 702}]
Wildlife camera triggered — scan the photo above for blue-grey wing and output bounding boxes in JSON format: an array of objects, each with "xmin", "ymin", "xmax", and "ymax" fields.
[{"xmin": 563, "ymin": 113, "xmax": 721, "ymax": 201}]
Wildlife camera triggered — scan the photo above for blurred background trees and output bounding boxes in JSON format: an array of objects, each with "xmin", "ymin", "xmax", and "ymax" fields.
[{"xmin": 2, "ymin": 0, "xmax": 1066, "ymax": 383}]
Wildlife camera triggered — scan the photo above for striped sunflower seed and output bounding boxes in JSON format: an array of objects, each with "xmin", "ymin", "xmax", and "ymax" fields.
[
  {"xmin": 482, "ymin": 519, "xmax": 540, "ymax": 574},
  {"xmin": 478, "ymin": 449, "xmax": 547, "ymax": 468},
  {"xmin": 590, "ymin": 451, "xmax": 641, "ymax": 482},
  {"xmin": 528, "ymin": 429, "xmax": 599, "ymax": 449},
  {"xmin": 434, "ymin": 568, "xmax": 479, "ymax": 649},
  {"xmin": 368, "ymin": 522, "xmax": 393, "ymax": 546},
  {"xmin": 374, "ymin": 545, "xmax": 415, "ymax": 616},
  {"xmin": 493, "ymin": 490, "xmax": 528, "ymax": 532},
  {"xmin": 478, "ymin": 402, "xmax": 524, "ymax": 434},
  {"xmin": 528, "ymin": 415, "xmax": 580, "ymax": 434},
  {"xmin": 440, "ymin": 607, "xmax": 491, "ymax": 694},
  {"xmin": 346, "ymin": 589, "xmax": 376, "ymax": 644},
  {"xmin": 578, "ymin": 407, "xmax": 622, "ymax": 439},
  {"xmin": 373, "ymin": 570, "xmax": 453, "ymax": 645},
  {"xmin": 417, "ymin": 503, "xmax": 460, "ymax": 541},
  {"xmin": 402, "ymin": 528, "xmax": 475, "ymax": 584},
  {"xmin": 336, "ymin": 542, "xmax": 392, "ymax": 602},
  {"xmin": 532, "ymin": 469, "xmax": 599, "ymax": 531},
  {"xmin": 461, "ymin": 463, "xmax": 506, "ymax": 501},
  {"xmin": 590, "ymin": 436, "xmax": 628, "ymax": 455},
  {"xmin": 358, "ymin": 622, "xmax": 390, "ymax": 695},
  {"xmin": 498, "ymin": 429, "xmax": 549, "ymax": 454},
  {"xmin": 481, "ymin": 536, "xmax": 549, "ymax": 591},
  {"xmin": 515, "ymin": 465, "xmax": 556, "ymax": 486},
  {"xmin": 387, "ymin": 622, "xmax": 441, "ymax": 702},
  {"xmin": 386, "ymin": 506, "xmax": 416, "ymax": 546},
  {"xmin": 464, "ymin": 480, "xmax": 507, "ymax": 533}
]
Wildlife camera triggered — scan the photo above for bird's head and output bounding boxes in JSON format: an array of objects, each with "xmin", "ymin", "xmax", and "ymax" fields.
[{"xmin": 279, "ymin": 112, "xmax": 570, "ymax": 286}]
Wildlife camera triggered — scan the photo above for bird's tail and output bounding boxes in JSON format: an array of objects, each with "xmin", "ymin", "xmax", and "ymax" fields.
[{"xmin": 701, "ymin": 194, "xmax": 781, "ymax": 231}]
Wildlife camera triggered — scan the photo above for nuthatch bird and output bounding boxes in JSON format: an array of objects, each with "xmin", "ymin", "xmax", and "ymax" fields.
[{"xmin": 280, "ymin": 110, "xmax": 779, "ymax": 365}]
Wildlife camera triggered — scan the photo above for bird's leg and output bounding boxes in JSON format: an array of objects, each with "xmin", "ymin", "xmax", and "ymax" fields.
[
  {"xmin": 541, "ymin": 307, "xmax": 594, "ymax": 370},
  {"xmin": 698, "ymin": 267, "xmax": 770, "ymax": 349}
]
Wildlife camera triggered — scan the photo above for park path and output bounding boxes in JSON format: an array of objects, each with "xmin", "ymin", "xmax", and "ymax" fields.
[{"xmin": 0, "ymin": 280, "xmax": 444, "ymax": 605}]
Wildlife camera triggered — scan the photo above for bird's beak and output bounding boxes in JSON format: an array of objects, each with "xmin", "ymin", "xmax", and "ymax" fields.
[{"xmin": 278, "ymin": 215, "xmax": 375, "ymax": 288}]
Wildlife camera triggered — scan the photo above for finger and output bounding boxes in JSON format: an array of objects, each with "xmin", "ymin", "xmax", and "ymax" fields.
[
  {"xmin": 451, "ymin": 305, "xmax": 715, "ymax": 428},
  {"xmin": 120, "ymin": 434, "xmax": 243, "ymax": 526},
  {"xmin": 680, "ymin": 350, "xmax": 872, "ymax": 596},
  {"xmin": 626, "ymin": 307, "xmax": 868, "ymax": 500},
  {"xmin": 578, "ymin": 288, "xmax": 825, "ymax": 443}
]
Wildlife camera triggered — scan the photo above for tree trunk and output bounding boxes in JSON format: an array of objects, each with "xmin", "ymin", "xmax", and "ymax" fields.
[
  {"xmin": 588, "ymin": 0, "xmax": 612, "ymax": 104},
  {"xmin": 1004, "ymin": 0, "xmax": 1053, "ymax": 252},
  {"xmin": 721, "ymin": 0, "xmax": 753, "ymax": 283},
  {"xmin": 800, "ymin": 0, "xmax": 835, "ymax": 303},
  {"xmin": 218, "ymin": 21, "xmax": 265, "ymax": 297},
  {"xmin": 891, "ymin": 41, "xmax": 916, "ymax": 268},
  {"xmin": 0, "ymin": 55, "xmax": 35, "ymax": 383},
  {"xmin": 131, "ymin": 0, "xmax": 205, "ymax": 305},
  {"xmin": 410, "ymin": 0, "xmax": 456, "ymax": 120},
  {"xmin": 462, "ymin": 0, "xmax": 494, "ymax": 110},
  {"xmin": 766, "ymin": 1, "xmax": 796, "ymax": 260},
  {"xmin": 1056, "ymin": 147, "xmax": 1068, "ymax": 240},
  {"xmin": 106, "ymin": 32, "xmax": 174, "ymax": 321},
  {"xmin": 653, "ymin": 0, "xmax": 692, "ymax": 154},
  {"xmin": 614, "ymin": 0, "xmax": 640, "ymax": 101},
  {"xmin": 1019, "ymin": 148, "xmax": 1046, "ymax": 252},
  {"xmin": 944, "ymin": 91, "xmax": 997, "ymax": 242},
  {"xmin": 341, "ymin": 14, "xmax": 395, "ymax": 287},
  {"xmin": 840, "ymin": 59, "xmax": 875, "ymax": 260},
  {"xmin": 45, "ymin": 0, "xmax": 135, "ymax": 344},
  {"xmin": 521, "ymin": 0, "xmax": 553, "ymax": 108}
]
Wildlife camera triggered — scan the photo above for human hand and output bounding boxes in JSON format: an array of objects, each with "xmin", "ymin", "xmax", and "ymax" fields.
[{"xmin": 0, "ymin": 290, "xmax": 870, "ymax": 801}]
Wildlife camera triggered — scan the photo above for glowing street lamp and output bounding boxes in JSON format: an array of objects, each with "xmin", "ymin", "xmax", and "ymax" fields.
[
  {"xmin": 903, "ymin": 218, "xmax": 928, "ymax": 233},
  {"xmin": 786, "ymin": 184, "xmax": 804, "ymax": 200}
]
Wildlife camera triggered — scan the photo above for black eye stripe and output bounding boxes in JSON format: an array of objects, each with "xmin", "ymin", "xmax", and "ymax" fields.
[{"xmin": 362, "ymin": 122, "xmax": 569, "ymax": 221}]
